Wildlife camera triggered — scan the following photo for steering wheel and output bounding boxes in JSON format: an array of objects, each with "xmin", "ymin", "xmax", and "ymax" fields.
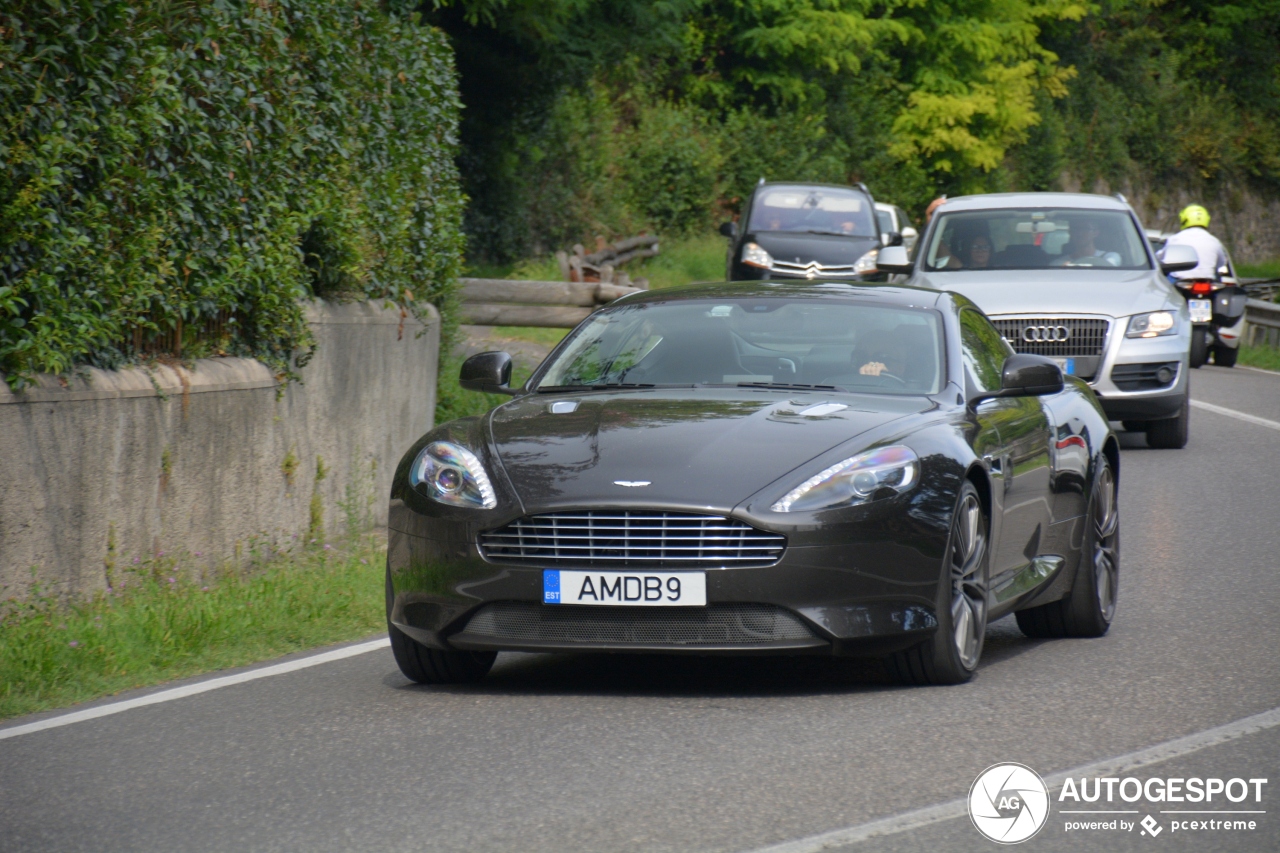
[{"xmin": 874, "ymin": 372, "xmax": 907, "ymax": 387}]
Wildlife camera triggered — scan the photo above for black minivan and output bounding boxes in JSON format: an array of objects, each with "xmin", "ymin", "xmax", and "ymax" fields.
[{"xmin": 720, "ymin": 182, "xmax": 900, "ymax": 281}]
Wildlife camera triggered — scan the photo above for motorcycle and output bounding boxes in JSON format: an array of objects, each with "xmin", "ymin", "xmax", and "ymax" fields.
[{"xmin": 1171, "ymin": 265, "xmax": 1248, "ymax": 368}]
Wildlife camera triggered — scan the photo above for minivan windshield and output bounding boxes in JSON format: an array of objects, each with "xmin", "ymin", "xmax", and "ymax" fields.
[
  {"xmin": 749, "ymin": 186, "xmax": 877, "ymax": 238},
  {"xmin": 924, "ymin": 208, "xmax": 1151, "ymax": 271},
  {"xmin": 536, "ymin": 299, "xmax": 944, "ymax": 395}
]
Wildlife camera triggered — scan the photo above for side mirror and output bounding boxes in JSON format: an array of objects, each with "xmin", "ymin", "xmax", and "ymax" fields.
[
  {"xmin": 901, "ymin": 226, "xmax": 918, "ymax": 246},
  {"xmin": 882, "ymin": 231, "xmax": 904, "ymax": 247},
  {"xmin": 1160, "ymin": 243, "xmax": 1199, "ymax": 274},
  {"xmin": 719, "ymin": 221, "xmax": 738, "ymax": 239},
  {"xmin": 876, "ymin": 245, "xmax": 913, "ymax": 274},
  {"xmin": 460, "ymin": 351, "xmax": 517, "ymax": 395},
  {"xmin": 969, "ymin": 354, "xmax": 1064, "ymax": 410}
]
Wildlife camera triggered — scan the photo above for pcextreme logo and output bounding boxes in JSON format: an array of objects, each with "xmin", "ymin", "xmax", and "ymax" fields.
[{"xmin": 968, "ymin": 763, "xmax": 1051, "ymax": 844}]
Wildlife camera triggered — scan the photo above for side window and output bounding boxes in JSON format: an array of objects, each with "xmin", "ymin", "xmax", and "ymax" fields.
[{"xmin": 959, "ymin": 309, "xmax": 1011, "ymax": 392}]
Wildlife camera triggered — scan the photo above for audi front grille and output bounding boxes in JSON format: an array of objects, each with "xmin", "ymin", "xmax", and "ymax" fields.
[
  {"xmin": 992, "ymin": 317, "xmax": 1111, "ymax": 378},
  {"xmin": 478, "ymin": 511, "xmax": 787, "ymax": 568}
]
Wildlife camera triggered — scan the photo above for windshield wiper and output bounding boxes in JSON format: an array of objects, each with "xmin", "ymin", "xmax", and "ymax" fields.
[
  {"xmin": 804, "ymin": 229, "xmax": 861, "ymax": 237},
  {"xmin": 535, "ymin": 383, "xmax": 656, "ymax": 393},
  {"xmin": 735, "ymin": 382, "xmax": 838, "ymax": 391}
]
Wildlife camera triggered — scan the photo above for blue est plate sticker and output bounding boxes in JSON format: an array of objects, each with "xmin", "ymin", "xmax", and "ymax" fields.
[
  {"xmin": 1064, "ymin": 358, "xmax": 1075, "ymax": 375},
  {"xmin": 543, "ymin": 570, "xmax": 561, "ymax": 604}
]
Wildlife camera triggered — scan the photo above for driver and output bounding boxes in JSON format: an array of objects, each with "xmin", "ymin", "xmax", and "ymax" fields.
[
  {"xmin": 1053, "ymin": 218, "xmax": 1121, "ymax": 266},
  {"xmin": 857, "ymin": 331, "xmax": 908, "ymax": 378}
]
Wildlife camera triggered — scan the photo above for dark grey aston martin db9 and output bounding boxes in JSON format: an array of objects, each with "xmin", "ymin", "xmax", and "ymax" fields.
[{"xmin": 387, "ymin": 282, "xmax": 1120, "ymax": 686}]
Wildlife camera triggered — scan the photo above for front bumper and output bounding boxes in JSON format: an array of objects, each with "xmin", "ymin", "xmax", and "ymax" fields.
[{"xmin": 387, "ymin": 514, "xmax": 945, "ymax": 657}]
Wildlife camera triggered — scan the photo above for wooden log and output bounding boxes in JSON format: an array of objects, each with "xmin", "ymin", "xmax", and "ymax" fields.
[
  {"xmin": 460, "ymin": 278, "xmax": 598, "ymax": 306},
  {"xmin": 459, "ymin": 303, "xmax": 595, "ymax": 328},
  {"xmin": 583, "ymin": 234, "xmax": 658, "ymax": 265},
  {"xmin": 555, "ymin": 250, "xmax": 570, "ymax": 281},
  {"xmin": 609, "ymin": 245, "xmax": 660, "ymax": 266}
]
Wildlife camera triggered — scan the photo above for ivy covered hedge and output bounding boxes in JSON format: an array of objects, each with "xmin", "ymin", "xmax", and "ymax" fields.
[{"xmin": 0, "ymin": 0, "xmax": 464, "ymax": 388}]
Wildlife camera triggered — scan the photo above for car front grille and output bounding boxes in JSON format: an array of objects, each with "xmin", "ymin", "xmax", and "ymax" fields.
[
  {"xmin": 1111, "ymin": 361, "xmax": 1180, "ymax": 391},
  {"xmin": 458, "ymin": 602, "xmax": 818, "ymax": 646},
  {"xmin": 479, "ymin": 511, "xmax": 786, "ymax": 568},
  {"xmin": 992, "ymin": 317, "xmax": 1111, "ymax": 358},
  {"xmin": 769, "ymin": 260, "xmax": 857, "ymax": 278}
]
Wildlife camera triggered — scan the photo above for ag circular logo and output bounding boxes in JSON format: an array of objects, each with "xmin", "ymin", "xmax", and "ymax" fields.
[{"xmin": 968, "ymin": 763, "xmax": 1050, "ymax": 844}]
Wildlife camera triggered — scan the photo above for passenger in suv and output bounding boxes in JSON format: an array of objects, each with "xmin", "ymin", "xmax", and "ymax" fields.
[{"xmin": 875, "ymin": 193, "xmax": 1196, "ymax": 448}]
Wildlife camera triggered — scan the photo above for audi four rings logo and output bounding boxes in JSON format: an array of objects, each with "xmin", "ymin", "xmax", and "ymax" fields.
[{"xmin": 1023, "ymin": 325, "xmax": 1071, "ymax": 342}]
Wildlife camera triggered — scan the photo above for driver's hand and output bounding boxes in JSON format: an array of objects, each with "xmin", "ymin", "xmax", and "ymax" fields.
[{"xmin": 859, "ymin": 361, "xmax": 887, "ymax": 376}]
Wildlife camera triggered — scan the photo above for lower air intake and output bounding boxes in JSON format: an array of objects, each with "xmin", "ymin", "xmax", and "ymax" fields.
[{"xmin": 459, "ymin": 602, "xmax": 817, "ymax": 646}]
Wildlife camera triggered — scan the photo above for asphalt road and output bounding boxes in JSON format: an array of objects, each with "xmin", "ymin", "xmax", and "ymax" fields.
[{"xmin": 2, "ymin": 365, "xmax": 1278, "ymax": 853}]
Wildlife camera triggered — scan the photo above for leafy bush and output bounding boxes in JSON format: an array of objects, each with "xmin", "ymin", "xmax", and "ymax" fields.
[{"xmin": 0, "ymin": 0, "xmax": 464, "ymax": 388}]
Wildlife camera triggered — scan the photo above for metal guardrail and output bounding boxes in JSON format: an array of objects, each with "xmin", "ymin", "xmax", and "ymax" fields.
[
  {"xmin": 1240, "ymin": 277, "xmax": 1280, "ymax": 301},
  {"xmin": 1244, "ymin": 298, "xmax": 1280, "ymax": 348}
]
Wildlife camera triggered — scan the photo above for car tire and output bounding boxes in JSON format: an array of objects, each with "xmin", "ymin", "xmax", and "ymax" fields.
[
  {"xmin": 1145, "ymin": 396, "xmax": 1190, "ymax": 449},
  {"xmin": 1015, "ymin": 457, "xmax": 1119, "ymax": 639},
  {"xmin": 1189, "ymin": 328, "xmax": 1208, "ymax": 368},
  {"xmin": 887, "ymin": 481, "xmax": 988, "ymax": 685},
  {"xmin": 386, "ymin": 568, "xmax": 496, "ymax": 684},
  {"xmin": 1213, "ymin": 345, "xmax": 1238, "ymax": 367}
]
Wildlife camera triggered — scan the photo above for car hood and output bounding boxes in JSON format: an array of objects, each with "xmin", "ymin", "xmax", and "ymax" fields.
[
  {"xmin": 488, "ymin": 389, "xmax": 932, "ymax": 511},
  {"xmin": 913, "ymin": 269, "xmax": 1179, "ymax": 317},
  {"xmin": 750, "ymin": 231, "xmax": 880, "ymax": 266}
]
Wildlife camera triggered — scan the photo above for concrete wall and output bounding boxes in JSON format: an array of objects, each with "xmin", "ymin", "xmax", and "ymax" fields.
[{"xmin": 0, "ymin": 300, "xmax": 439, "ymax": 599}]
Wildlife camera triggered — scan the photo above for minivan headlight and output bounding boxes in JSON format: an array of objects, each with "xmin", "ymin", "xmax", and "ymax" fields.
[
  {"xmin": 772, "ymin": 445, "xmax": 919, "ymax": 513},
  {"xmin": 410, "ymin": 441, "xmax": 497, "ymax": 509},
  {"xmin": 1127, "ymin": 311, "xmax": 1177, "ymax": 338},
  {"xmin": 742, "ymin": 242, "xmax": 773, "ymax": 269},
  {"xmin": 854, "ymin": 249, "xmax": 879, "ymax": 275}
]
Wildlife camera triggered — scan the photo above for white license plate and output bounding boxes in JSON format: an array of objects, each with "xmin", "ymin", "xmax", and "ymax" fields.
[
  {"xmin": 543, "ymin": 570, "xmax": 706, "ymax": 606},
  {"xmin": 1052, "ymin": 357, "xmax": 1076, "ymax": 375},
  {"xmin": 1189, "ymin": 299, "xmax": 1212, "ymax": 323}
]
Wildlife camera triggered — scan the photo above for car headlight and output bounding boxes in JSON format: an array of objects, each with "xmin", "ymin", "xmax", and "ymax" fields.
[
  {"xmin": 771, "ymin": 445, "xmax": 919, "ymax": 513},
  {"xmin": 854, "ymin": 248, "xmax": 879, "ymax": 275},
  {"xmin": 410, "ymin": 441, "xmax": 497, "ymax": 509},
  {"xmin": 1126, "ymin": 311, "xmax": 1177, "ymax": 338},
  {"xmin": 742, "ymin": 242, "xmax": 773, "ymax": 269}
]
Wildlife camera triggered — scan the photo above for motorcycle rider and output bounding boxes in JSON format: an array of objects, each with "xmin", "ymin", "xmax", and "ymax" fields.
[{"xmin": 1162, "ymin": 204, "xmax": 1227, "ymax": 281}]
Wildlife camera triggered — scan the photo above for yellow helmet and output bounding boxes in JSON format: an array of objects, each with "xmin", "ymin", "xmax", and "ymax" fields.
[{"xmin": 1179, "ymin": 204, "xmax": 1210, "ymax": 229}]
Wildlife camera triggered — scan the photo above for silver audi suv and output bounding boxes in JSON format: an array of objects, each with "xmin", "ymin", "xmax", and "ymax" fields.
[{"xmin": 878, "ymin": 192, "xmax": 1195, "ymax": 448}]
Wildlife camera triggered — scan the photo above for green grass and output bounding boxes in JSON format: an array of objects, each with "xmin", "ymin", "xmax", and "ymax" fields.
[
  {"xmin": 1236, "ymin": 259, "xmax": 1280, "ymax": 280},
  {"xmin": 628, "ymin": 233, "xmax": 727, "ymax": 289},
  {"xmin": 0, "ymin": 537, "xmax": 386, "ymax": 721},
  {"xmin": 1238, "ymin": 344, "xmax": 1280, "ymax": 372}
]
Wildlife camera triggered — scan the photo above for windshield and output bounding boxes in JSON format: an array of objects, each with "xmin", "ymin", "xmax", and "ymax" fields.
[
  {"xmin": 536, "ymin": 299, "xmax": 944, "ymax": 395},
  {"xmin": 749, "ymin": 186, "xmax": 877, "ymax": 238},
  {"xmin": 924, "ymin": 208, "xmax": 1151, "ymax": 271}
]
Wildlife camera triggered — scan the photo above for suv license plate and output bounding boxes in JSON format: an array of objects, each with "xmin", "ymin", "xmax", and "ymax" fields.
[
  {"xmin": 1189, "ymin": 299, "xmax": 1212, "ymax": 323},
  {"xmin": 1052, "ymin": 357, "xmax": 1075, "ymax": 375},
  {"xmin": 543, "ymin": 570, "xmax": 707, "ymax": 606}
]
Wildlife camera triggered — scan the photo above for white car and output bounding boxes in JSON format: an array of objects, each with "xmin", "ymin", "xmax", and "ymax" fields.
[
  {"xmin": 876, "ymin": 192, "xmax": 1200, "ymax": 448},
  {"xmin": 875, "ymin": 202, "xmax": 918, "ymax": 253}
]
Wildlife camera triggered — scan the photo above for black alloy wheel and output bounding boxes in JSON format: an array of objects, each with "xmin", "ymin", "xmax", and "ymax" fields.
[
  {"xmin": 888, "ymin": 481, "xmax": 989, "ymax": 685},
  {"xmin": 1016, "ymin": 457, "xmax": 1120, "ymax": 638},
  {"xmin": 386, "ymin": 566, "xmax": 497, "ymax": 684}
]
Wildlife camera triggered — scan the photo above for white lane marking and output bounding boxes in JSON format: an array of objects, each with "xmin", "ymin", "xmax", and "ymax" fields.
[
  {"xmin": 745, "ymin": 705, "xmax": 1280, "ymax": 853},
  {"xmin": 1238, "ymin": 365, "xmax": 1280, "ymax": 377},
  {"xmin": 1190, "ymin": 399, "xmax": 1280, "ymax": 432},
  {"xmin": 0, "ymin": 638, "xmax": 390, "ymax": 741}
]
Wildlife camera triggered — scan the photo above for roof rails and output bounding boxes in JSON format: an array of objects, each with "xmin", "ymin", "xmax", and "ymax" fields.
[{"xmin": 1113, "ymin": 192, "xmax": 1128, "ymax": 203}]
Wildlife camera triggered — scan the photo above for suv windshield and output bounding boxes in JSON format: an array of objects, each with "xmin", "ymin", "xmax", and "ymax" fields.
[
  {"xmin": 536, "ymin": 299, "xmax": 943, "ymax": 395},
  {"xmin": 924, "ymin": 208, "xmax": 1151, "ymax": 271},
  {"xmin": 750, "ymin": 187, "xmax": 876, "ymax": 237}
]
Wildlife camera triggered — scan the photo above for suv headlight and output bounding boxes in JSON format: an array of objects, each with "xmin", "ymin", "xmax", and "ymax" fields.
[
  {"xmin": 742, "ymin": 242, "xmax": 773, "ymax": 269},
  {"xmin": 854, "ymin": 249, "xmax": 879, "ymax": 275},
  {"xmin": 772, "ymin": 445, "xmax": 919, "ymax": 513},
  {"xmin": 410, "ymin": 441, "xmax": 497, "ymax": 509},
  {"xmin": 1127, "ymin": 311, "xmax": 1177, "ymax": 338}
]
